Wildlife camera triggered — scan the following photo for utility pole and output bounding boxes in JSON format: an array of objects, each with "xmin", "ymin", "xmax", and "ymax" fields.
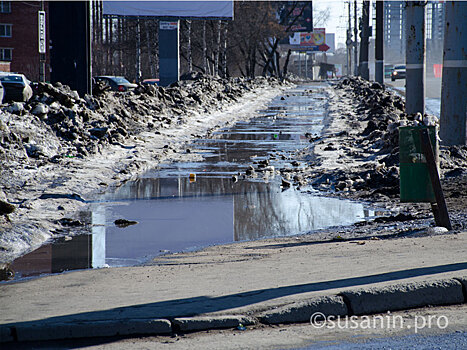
[
  {"xmin": 405, "ymin": 1, "xmax": 426, "ymax": 115},
  {"xmin": 375, "ymin": 0, "xmax": 384, "ymax": 84},
  {"xmin": 353, "ymin": 0, "xmax": 358, "ymax": 76},
  {"xmin": 39, "ymin": 0, "xmax": 46, "ymax": 82},
  {"xmin": 347, "ymin": 1, "xmax": 352, "ymax": 75},
  {"xmin": 440, "ymin": 1, "xmax": 467, "ymax": 145},
  {"xmin": 309, "ymin": 1, "xmax": 314, "ymax": 75},
  {"xmin": 359, "ymin": 0, "xmax": 370, "ymax": 80}
]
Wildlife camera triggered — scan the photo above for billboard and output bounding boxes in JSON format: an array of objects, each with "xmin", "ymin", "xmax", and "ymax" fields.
[
  {"xmin": 288, "ymin": 28, "xmax": 329, "ymax": 52},
  {"xmin": 280, "ymin": 2, "xmax": 312, "ymax": 32},
  {"xmin": 103, "ymin": 1, "xmax": 234, "ymax": 19}
]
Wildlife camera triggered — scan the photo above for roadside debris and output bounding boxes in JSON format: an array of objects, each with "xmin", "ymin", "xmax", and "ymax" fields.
[{"xmin": 114, "ymin": 219, "xmax": 138, "ymax": 228}]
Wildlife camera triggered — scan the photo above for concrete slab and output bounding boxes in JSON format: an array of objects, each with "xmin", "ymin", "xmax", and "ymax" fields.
[
  {"xmin": 340, "ymin": 278, "xmax": 464, "ymax": 315},
  {"xmin": 259, "ymin": 296, "xmax": 347, "ymax": 324}
]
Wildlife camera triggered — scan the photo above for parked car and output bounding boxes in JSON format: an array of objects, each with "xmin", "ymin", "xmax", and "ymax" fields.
[
  {"xmin": 142, "ymin": 78, "xmax": 160, "ymax": 86},
  {"xmin": 0, "ymin": 73, "xmax": 33, "ymax": 102},
  {"xmin": 391, "ymin": 65, "xmax": 406, "ymax": 81},
  {"xmin": 384, "ymin": 64, "xmax": 394, "ymax": 78},
  {"xmin": 93, "ymin": 76, "xmax": 137, "ymax": 92},
  {"xmin": 0, "ymin": 81, "xmax": 4, "ymax": 103}
]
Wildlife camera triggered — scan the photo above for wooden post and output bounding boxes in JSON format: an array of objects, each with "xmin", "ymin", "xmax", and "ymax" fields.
[{"xmin": 419, "ymin": 129, "xmax": 452, "ymax": 230}]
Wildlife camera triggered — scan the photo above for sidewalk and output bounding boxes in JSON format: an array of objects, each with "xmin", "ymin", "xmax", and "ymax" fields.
[{"xmin": 1, "ymin": 232, "xmax": 466, "ymax": 342}]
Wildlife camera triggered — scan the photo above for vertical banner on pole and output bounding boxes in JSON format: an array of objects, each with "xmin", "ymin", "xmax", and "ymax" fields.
[
  {"xmin": 38, "ymin": 11, "xmax": 46, "ymax": 54},
  {"xmin": 38, "ymin": 10, "xmax": 46, "ymax": 82}
]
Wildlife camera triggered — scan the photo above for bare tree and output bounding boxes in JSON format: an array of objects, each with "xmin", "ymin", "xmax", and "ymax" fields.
[{"xmin": 91, "ymin": 1, "xmax": 329, "ymax": 80}]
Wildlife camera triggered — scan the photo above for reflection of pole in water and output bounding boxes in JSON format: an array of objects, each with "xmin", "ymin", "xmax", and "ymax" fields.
[{"xmin": 92, "ymin": 205, "xmax": 106, "ymax": 268}]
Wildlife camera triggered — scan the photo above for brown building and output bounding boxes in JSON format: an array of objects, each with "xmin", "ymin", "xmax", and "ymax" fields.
[{"xmin": 0, "ymin": 1, "xmax": 50, "ymax": 81}]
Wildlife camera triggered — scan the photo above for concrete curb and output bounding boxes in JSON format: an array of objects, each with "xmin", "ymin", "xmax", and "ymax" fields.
[
  {"xmin": 173, "ymin": 315, "xmax": 255, "ymax": 332},
  {"xmin": 455, "ymin": 277, "xmax": 467, "ymax": 298},
  {"xmin": 340, "ymin": 278, "xmax": 465, "ymax": 315},
  {"xmin": 258, "ymin": 296, "xmax": 348, "ymax": 324},
  {"xmin": 2, "ymin": 319, "xmax": 171, "ymax": 342},
  {"xmin": 1, "ymin": 276, "xmax": 466, "ymax": 343},
  {"xmin": 0, "ymin": 327, "xmax": 13, "ymax": 343}
]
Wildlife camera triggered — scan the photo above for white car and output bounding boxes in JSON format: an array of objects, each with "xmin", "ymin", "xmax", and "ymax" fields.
[{"xmin": 0, "ymin": 73, "xmax": 33, "ymax": 102}]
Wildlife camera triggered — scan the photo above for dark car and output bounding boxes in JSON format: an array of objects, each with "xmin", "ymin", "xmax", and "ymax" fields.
[
  {"xmin": 0, "ymin": 73, "xmax": 33, "ymax": 102},
  {"xmin": 391, "ymin": 65, "xmax": 406, "ymax": 81},
  {"xmin": 142, "ymin": 78, "xmax": 160, "ymax": 86},
  {"xmin": 93, "ymin": 76, "xmax": 137, "ymax": 92},
  {"xmin": 384, "ymin": 64, "xmax": 394, "ymax": 78}
]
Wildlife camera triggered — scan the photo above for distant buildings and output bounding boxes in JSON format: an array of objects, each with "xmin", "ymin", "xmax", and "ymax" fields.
[
  {"xmin": 383, "ymin": 1, "xmax": 445, "ymax": 65},
  {"xmin": 383, "ymin": 1, "xmax": 405, "ymax": 63},
  {"xmin": 0, "ymin": 1, "xmax": 50, "ymax": 81},
  {"xmin": 426, "ymin": 1, "xmax": 445, "ymax": 63}
]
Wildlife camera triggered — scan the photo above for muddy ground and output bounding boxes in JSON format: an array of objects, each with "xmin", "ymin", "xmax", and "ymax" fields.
[
  {"xmin": 0, "ymin": 75, "xmax": 466, "ymax": 268},
  {"xmin": 273, "ymin": 77, "xmax": 467, "ymax": 238}
]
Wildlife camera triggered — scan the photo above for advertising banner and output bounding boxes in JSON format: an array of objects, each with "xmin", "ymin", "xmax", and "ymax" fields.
[
  {"xmin": 160, "ymin": 21, "xmax": 178, "ymax": 30},
  {"xmin": 280, "ymin": 3, "xmax": 312, "ymax": 32},
  {"xmin": 103, "ymin": 1, "xmax": 234, "ymax": 19},
  {"xmin": 288, "ymin": 28, "xmax": 329, "ymax": 52},
  {"xmin": 38, "ymin": 11, "xmax": 46, "ymax": 54}
]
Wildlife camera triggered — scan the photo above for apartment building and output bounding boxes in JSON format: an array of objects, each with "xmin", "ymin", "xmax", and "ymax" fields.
[
  {"xmin": 384, "ymin": 1, "xmax": 445, "ymax": 64},
  {"xmin": 0, "ymin": 1, "xmax": 50, "ymax": 81}
]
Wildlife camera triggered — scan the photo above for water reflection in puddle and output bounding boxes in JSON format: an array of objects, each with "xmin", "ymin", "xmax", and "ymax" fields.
[{"xmin": 6, "ymin": 84, "xmax": 377, "ymax": 281}]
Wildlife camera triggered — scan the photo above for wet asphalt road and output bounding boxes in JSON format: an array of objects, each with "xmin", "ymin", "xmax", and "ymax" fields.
[{"xmin": 295, "ymin": 331, "xmax": 467, "ymax": 349}]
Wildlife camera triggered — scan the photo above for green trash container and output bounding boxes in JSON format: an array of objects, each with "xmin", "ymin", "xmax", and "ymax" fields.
[{"xmin": 399, "ymin": 126, "xmax": 438, "ymax": 203}]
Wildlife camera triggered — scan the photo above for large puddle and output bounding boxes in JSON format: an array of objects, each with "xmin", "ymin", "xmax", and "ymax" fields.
[{"xmin": 5, "ymin": 84, "xmax": 377, "ymax": 281}]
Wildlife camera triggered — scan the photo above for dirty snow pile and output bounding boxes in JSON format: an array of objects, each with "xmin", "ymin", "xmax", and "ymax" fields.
[
  {"xmin": 0, "ymin": 74, "xmax": 282, "ymax": 188},
  {"xmin": 2, "ymin": 74, "xmax": 279, "ymax": 169},
  {"xmin": 301, "ymin": 76, "xmax": 467, "ymax": 232},
  {"xmin": 305, "ymin": 77, "xmax": 465, "ymax": 197},
  {"xmin": 0, "ymin": 73, "xmax": 286, "ymax": 263}
]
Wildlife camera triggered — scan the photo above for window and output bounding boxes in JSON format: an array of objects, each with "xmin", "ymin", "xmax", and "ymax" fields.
[
  {"xmin": 0, "ymin": 48, "xmax": 12, "ymax": 61},
  {"xmin": 0, "ymin": 24, "xmax": 12, "ymax": 37},
  {"xmin": 0, "ymin": 1, "xmax": 11, "ymax": 14}
]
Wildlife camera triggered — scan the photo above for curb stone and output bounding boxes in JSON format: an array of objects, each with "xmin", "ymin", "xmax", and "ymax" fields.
[
  {"xmin": 12, "ymin": 319, "xmax": 171, "ymax": 342},
  {"xmin": 173, "ymin": 315, "xmax": 255, "ymax": 332},
  {"xmin": 340, "ymin": 278, "xmax": 464, "ymax": 315},
  {"xmin": 454, "ymin": 276, "xmax": 467, "ymax": 299},
  {"xmin": 258, "ymin": 296, "xmax": 348, "ymax": 324},
  {"xmin": 0, "ymin": 327, "xmax": 13, "ymax": 343}
]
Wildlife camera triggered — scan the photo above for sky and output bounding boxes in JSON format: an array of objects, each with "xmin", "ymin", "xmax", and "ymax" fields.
[{"xmin": 313, "ymin": 0, "xmax": 349, "ymax": 48}]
